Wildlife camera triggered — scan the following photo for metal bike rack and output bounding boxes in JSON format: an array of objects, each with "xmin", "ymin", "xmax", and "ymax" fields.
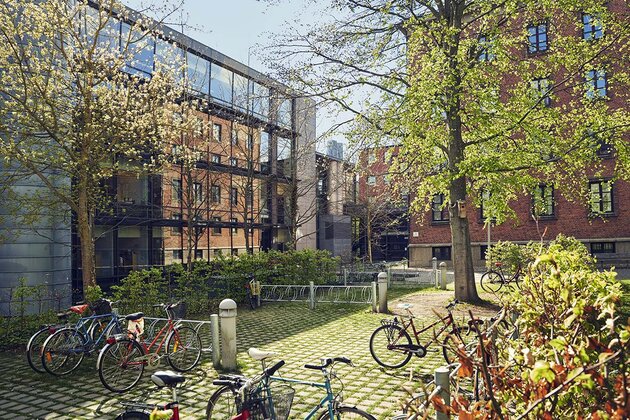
[{"xmin": 142, "ymin": 317, "xmax": 214, "ymax": 354}]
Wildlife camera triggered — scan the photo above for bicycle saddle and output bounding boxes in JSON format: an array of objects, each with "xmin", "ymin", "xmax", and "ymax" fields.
[
  {"xmin": 125, "ymin": 312, "xmax": 144, "ymax": 321},
  {"xmin": 248, "ymin": 347, "xmax": 278, "ymax": 361},
  {"xmin": 152, "ymin": 371, "xmax": 186, "ymax": 388}
]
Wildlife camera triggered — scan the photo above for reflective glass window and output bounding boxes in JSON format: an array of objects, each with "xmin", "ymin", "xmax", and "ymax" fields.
[{"xmin": 210, "ymin": 63, "xmax": 233, "ymax": 104}]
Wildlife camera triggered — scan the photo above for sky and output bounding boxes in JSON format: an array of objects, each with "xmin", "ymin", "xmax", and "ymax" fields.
[{"xmin": 124, "ymin": 0, "xmax": 341, "ymax": 144}]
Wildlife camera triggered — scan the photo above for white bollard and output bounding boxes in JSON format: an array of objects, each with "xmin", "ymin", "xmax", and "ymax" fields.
[
  {"xmin": 219, "ymin": 299, "xmax": 237, "ymax": 370},
  {"xmin": 439, "ymin": 262, "xmax": 447, "ymax": 290},
  {"xmin": 309, "ymin": 281, "xmax": 315, "ymax": 309},
  {"xmin": 371, "ymin": 281, "xmax": 377, "ymax": 313},
  {"xmin": 377, "ymin": 272, "xmax": 388, "ymax": 313},
  {"xmin": 435, "ymin": 366, "xmax": 450, "ymax": 420},
  {"xmin": 432, "ymin": 257, "xmax": 438, "ymax": 287},
  {"xmin": 210, "ymin": 314, "xmax": 220, "ymax": 369}
]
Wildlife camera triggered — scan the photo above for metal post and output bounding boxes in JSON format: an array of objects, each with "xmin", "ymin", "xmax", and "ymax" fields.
[
  {"xmin": 435, "ymin": 366, "xmax": 450, "ymax": 420},
  {"xmin": 386, "ymin": 266, "xmax": 391, "ymax": 286},
  {"xmin": 219, "ymin": 299, "xmax": 237, "ymax": 370},
  {"xmin": 309, "ymin": 281, "xmax": 315, "ymax": 310},
  {"xmin": 432, "ymin": 257, "xmax": 438, "ymax": 287},
  {"xmin": 439, "ymin": 262, "xmax": 447, "ymax": 290},
  {"xmin": 210, "ymin": 314, "xmax": 220, "ymax": 368},
  {"xmin": 371, "ymin": 281, "xmax": 377, "ymax": 313},
  {"xmin": 343, "ymin": 267, "xmax": 348, "ymax": 286},
  {"xmin": 377, "ymin": 272, "xmax": 388, "ymax": 313}
]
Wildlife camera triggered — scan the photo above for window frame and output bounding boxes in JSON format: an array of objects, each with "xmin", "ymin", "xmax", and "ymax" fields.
[
  {"xmin": 211, "ymin": 217, "xmax": 222, "ymax": 235},
  {"xmin": 432, "ymin": 246, "xmax": 452, "ymax": 261},
  {"xmin": 211, "ymin": 184, "xmax": 221, "ymax": 204},
  {"xmin": 533, "ymin": 184, "xmax": 555, "ymax": 218},
  {"xmin": 582, "ymin": 13, "xmax": 603, "ymax": 41},
  {"xmin": 589, "ymin": 179, "xmax": 614, "ymax": 216},
  {"xmin": 585, "ymin": 69, "xmax": 607, "ymax": 99},
  {"xmin": 527, "ymin": 22, "xmax": 549, "ymax": 54},
  {"xmin": 230, "ymin": 187, "xmax": 238, "ymax": 206},
  {"xmin": 230, "ymin": 217, "xmax": 238, "ymax": 234},
  {"xmin": 211, "ymin": 153, "xmax": 221, "ymax": 164},
  {"xmin": 431, "ymin": 193, "xmax": 450, "ymax": 223},
  {"xmin": 172, "ymin": 179, "xmax": 182, "ymax": 203},
  {"xmin": 212, "ymin": 123, "xmax": 222, "ymax": 142},
  {"xmin": 531, "ymin": 77, "xmax": 552, "ymax": 107}
]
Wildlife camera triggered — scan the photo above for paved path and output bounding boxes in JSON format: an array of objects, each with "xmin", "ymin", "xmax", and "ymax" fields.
[{"xmin": 1, "ymin": 293, "xmax": 474, "ymax": 419}]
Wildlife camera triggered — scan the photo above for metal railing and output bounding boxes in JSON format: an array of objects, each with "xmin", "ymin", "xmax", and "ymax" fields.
[
  {"xmin": 142, "ymin": 316, "xmax": 214, "ymax": 354},
  {"xmin": 260, "ymin": 281, "xmax": 377, "ymax": 309}
]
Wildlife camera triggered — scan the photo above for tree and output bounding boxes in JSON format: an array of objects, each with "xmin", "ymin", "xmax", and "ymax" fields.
[
  {"xmin": 263, "ymin": 0, "xmax": 630, "ymax": 302},
  {"xmin": 0, "ymin": 0, "xmax": 188, "ymax": 293}
]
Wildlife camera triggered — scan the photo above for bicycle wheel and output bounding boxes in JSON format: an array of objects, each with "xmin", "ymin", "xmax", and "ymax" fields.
[
  {"xmin": 98, "ymin": 338, "xmax": 146, "ymax": 393},
  {"xmin": 41, "ymin": 327, "xmax": 86, "ymax": 375},
  {"xmin": 480, "ymin": 271, "xmax": 504, "ymax": 293},
  {"xmin": 369, "ymin": 324, "xmax": 413, "ymax": 369},
  {"xmin": 442, "ymin": 327, "xmax": 474, "ymax": 365},
  {"xmin": 114, "ymin": 411, "xmax": 150, "ymax": 420},
  {"xmin": 206, "ymin": 385, "xmax": 239, "ymax": 419},
  {"xmin": 166, "ymin": 326, "xmax": 202, "ymax": 371},
  {"xmin": 317, "ymin": 405, "xmax": 377, "ymax": 419},
  {"xmin": 26, "ymin": 327, "xmax": 52, "ymax": 373},
  {"xmin": 146, "ymin": 318, "xmax": 168, "ymax": 342}
]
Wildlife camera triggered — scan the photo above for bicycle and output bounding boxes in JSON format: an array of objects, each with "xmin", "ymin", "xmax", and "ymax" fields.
[
  {"xmin": 245, "ymin": 274, "xmax": 262, "ymax": 309},
  {"xmin": 480, "ymin": 262, "xmax": 522, "ymax": 293},
  {"xmin": 207, "ymin": 348, "xmax": 376, "ymax": 419},
  {"xmin": 39, "ymin": 299, "xmax": 124, "ymax": 376},
  {"xmin": 114, "ymin": 370, "xmax": 186, "ymax": 419},
  {"xmin": 97, "ymin": 302, "xmax": 202, "ymax": 393},
  {"xmin": 369, "ymin": 300, "xmax": 472, "ymax": 369}
]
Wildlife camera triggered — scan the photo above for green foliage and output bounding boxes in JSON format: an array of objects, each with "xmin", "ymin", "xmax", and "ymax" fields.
[
  {"xmin": 111, "ymin": 268, "xmax": 168, "ymax": 316},
  {"xmin": 84, "ymin": 285, "xmax": 104, "ymax": 304}
]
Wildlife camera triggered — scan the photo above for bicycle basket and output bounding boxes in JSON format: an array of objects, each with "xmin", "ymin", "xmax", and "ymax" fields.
[
  {"xmin": 167, "ymin": 302, "xmax": 187, "ymax": 320},
  {"xmin": 91, "ymin": 299, "xmax": 112, "ymax": 315},
  {"xmin": 247, "ymin": 383, "xmax": 294, "ymax": 420}
]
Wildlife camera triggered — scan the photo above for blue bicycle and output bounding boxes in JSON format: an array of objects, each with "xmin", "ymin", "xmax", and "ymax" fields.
[
  {"xmin": 40, "ymin": 298, "xmax": 124, "ymax": 375},
  {"xmin": 207, "ymin": 348, "xmax": 376, "ymax": 419}
]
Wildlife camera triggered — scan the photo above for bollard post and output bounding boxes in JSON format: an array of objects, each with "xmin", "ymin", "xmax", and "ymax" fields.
[
  {"xmin": 219, "ymin": 299, "xmax": 237, "ymax": 370},
  {"xmin": 432, "ymin": 257, "xmax": 438, "ymax": 287},
  {"xmin": 435, "ymin": 366, "xmax": 450, "ymax": 420},
  {"xmin": 377, "ymin": 272, "xmax": 388, "ymax": 313},
  {"xmin": 439, "ymin": 262, "xmax": 447, "ymax": 290},
  {"xmin": 371, "ymin": 281, "xmax": 377, "ymax": 313},
  {"xmin": 343, "ymin": 268, "xmax": 348, "ymax": 286},
  {"xmin": 386, "ymin": 266, "xmax": 391, "ymax": 286},
  {"xmin": 210, "ymin": 314, "xmax": 220, "ymax": 368},
  {"xmin": 309, "ymin": 281, "xmax": 315, "ymax": 310}
]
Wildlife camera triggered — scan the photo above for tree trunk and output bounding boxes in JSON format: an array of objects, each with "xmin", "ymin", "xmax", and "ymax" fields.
[
  {"xmin": 77, "ymin": 187, "xmax": 96, "ymax": 294},
  {"xmin": 449, "ymin": 177, "xmax": 480, "ymax": 303},
  {"xmin": 366, "ymin": 208, "xmax": 373, "ymax": 263}
]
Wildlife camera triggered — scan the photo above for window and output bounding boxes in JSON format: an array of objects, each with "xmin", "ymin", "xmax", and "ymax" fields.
[
  {"xmin": 210, "ymin": 62, "xmax": 233, "ymax": 104},
  {"xmin": 248, "ymin": 218, "xmax": 255, "ymax": 234},
  {"xmin": 230, "ymin": 157, "xmax": 238, "ymax": 167},
  {"xmin": 587, "ymin": 129, "xmax": 613, "ymax": 157},
  {"xmin": 478, "ymin": 35, "xmax": 494, "ymax": 61},
  {"xmin": 213, "ymin": 249, "xmax": 223, "ymax": 257},
  {"xmin": 230, "ymin": 188, "xmax": 238, "ymax": 205},
  {"xmin": 589, "ymin": 180, "xmax": 613, "ymax": 215},
  {"xmin": 171, "ymin": 213, "xmax": 182, "ymax": 235},
  {"xmin": 367, "ymin": 176, "xmax": 376, "ymax": 186},
  {"xmin": 591, "ymin": 242, "xmax": 615, "ymax": 254},
  {"xmin": 231, "ymin": 218, "xmax": 238, "ymax": 234},
  {"xmin": 368, "ymin": 152, "xmax": 376, "ymax": 164},
  {"xmin": 211, "ymin": 154, "xmax": 221, "ymax": 164},
  {"xmin": 582, "ymin": 14, "xmax": 603, "ymax": 40},
  {"xmin": 528, "ymin": 23, "xmax": 548, "ymax": 53},
  {"xmin": 211, "ymin": 185, "xmax": 221, "ymax": 204},
  {"xmin": 211, "ymin": 217, "xmax": 222, "ymax": 235},
  {"xmin": 432, "ymin": 246, "xmax": 452, "ymax": 261},
  {"xmin": 172, "ymin": 179, "xmax": 182, "ymax": 202},
  {"xmin": 586, "ymin": 69, "xmax": 607, "ymax": 99},
  {"xmin": 231, "ymin": 248, "xmax": 239, "ymax": 256},
  {"xmin": 531, "ymin": 78, "xmax": 551, "ymax": 107},
  {"xmin": 277, "ymin": 98, "xmax": 292, "ymax": 129},
  {"xmin": 195, "ymin": 249, "xmax": 203, "ymax": 259},
  {"xmin": 212, "ymin": 123, "xmax": 222, "ymax": 142},
  {"xmin": 480, "ymin": 245, "xmax": 489, "ymax": 260},
  {"xmin": 246, "ymin": 187, "xmax": 254, "ymax": 207},
  {"xmin": 172, "ymin": 249, "xmax": 183, "ymax": 260},
  {"xmin": 231, "ymin": 129, "xmax": 238, "ymax": 145},
  {"xmin": 186, "ymin": 51, "xmax": 210, "ymax": 94},
  {"xmin": 247, "ymin": 134, "xmax": 254, "ymax": 150},
  {"xmin": 432, "ymin": 194, "xmax": 449, "ymax": 222},
  {"xmin": 193, "ymin": 182, "xmax": 203, "ymax": 203},
  {"xmin": 533, "ymin": 184, "xmax": 555, "ymax": 217}
]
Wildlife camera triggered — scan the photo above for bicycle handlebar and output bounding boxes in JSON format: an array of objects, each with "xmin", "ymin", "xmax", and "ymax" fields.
[
  {"xmin": 445, "ymin": 299, "xmax": 459, "ymax": 310},
  {"xmin": 304, "ymin": 357, "xmax": 353, "ymax": 370}
]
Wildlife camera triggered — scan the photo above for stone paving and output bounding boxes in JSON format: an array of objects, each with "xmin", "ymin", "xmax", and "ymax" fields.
[{"xmin": 0, "ymin": 291, "xmax": 449, "ymax": 419}]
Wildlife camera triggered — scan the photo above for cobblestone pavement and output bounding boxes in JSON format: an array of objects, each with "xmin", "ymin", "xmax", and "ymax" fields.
[{"xmin": 1, "ymin": 295, "xmax": 452, "ymax": 419}]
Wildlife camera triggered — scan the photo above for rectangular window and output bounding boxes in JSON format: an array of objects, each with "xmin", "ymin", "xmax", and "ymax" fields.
[
  {"xmin": 528, "ymin": 23, "xmax": 548, "ymax": 53},
  {"xmin": 478, "ymin": 35, "xmax": 494, "ymax": 61},
  {"xmin": 246, "ymin": 187, "xmax": 253, "ymax": 207},
  {"xmin": 230, "ymin": 157, "xmax": 238, "ymax": 167},
  {"xmin": 193, "ymin": 182, "xmax": 203, "ymax": 203},
  {"xmin": 248, "ymin": 217, "xmax": 254, "ymax": 234},
  {"xmin": 586, "ymin": 69, "xmax": 607, "ymax": 99},
  {"xmin": 195, "ymin": 249, "xmax": 203, "ymax": 259},
  {"xmin": 368, "ymin": 152, "xmax": 376, "ymax": 164},
  {"xmin": 533, "ymin": 184, "xmax": 555, "ymax": 217},
  {"xmin": 432, "ymin": 246, "xmax": 452, "ymax": 261},
  {"xmin": 480, "ymin": 245, "xmax": 489, "ymax": 260},
  {"xmin": 210, "ymin": 62, "xmax": 233, "ymax": 104},
  {"xmin": 589, "ymin": 180, "xmax": 613, "ymax": 214},
  {"xmin": 211, "ymin": 154, "xmax": 221, "ymax": 164},
  {"xmin": 591, "ymin": 242, "xmax": 615, "ymax": 254},
  {"xmin": 531, "ymin": 78, "xmax": 551, "ymax": 107},
  {"xmin": 231, "ymin": 248, "xmax": 239, "ymax": 256},
  {"xmin": 212, "ymin": 123, "xmax": 222, "ymax": 142},
  {"xmin": 231, "ymin": 188, "xmax": 238, "ymax": 205},
  {"xmin": 231, "ymin": 129, "xmax": 238, "ymax": 145},
  {"xmin": 582, "ymin": 14, "xmax": 603, "ymax": 40},
  {"xmin": 432, "ymin": 194, "xmax": 449, "ymax": 222},
  {"xmin": 171, "ymin": 213, "xmax": 182, "ymax": 235},
  {"xmin": 367, "ymin": 176, "xmax": 376, "ymax": 186},
  {"xmin": 211, "ymin": 217, "xmax": 222, "ymax": 235},
  {"xmin": 247, "ymin": 134, "xmax": 254, "ymax": 150},
  {"xmin": 231, "ymin": 217, "xmax": 238, "ymax": 234},
  {"xmin": 213, "ymin": 249, "xmax": 222, "ymax": 257},
  {"xmin": 172, "ymin": 179, "xmax": 182, "ymax": 203},
  {"xmin": 172, "ymin": 249, "xmax": 183, "ymax": 260},
  {"xmin": 211, "ymin": 185, "xmax": 221, "ymax": 204}
]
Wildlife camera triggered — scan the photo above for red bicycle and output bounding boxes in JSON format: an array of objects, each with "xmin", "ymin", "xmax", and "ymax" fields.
[{"xmin": 97, "ymin": 302, "xmax": 201, "ymax": 393}]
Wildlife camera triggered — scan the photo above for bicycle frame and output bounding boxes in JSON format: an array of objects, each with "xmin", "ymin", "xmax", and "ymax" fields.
[
  {"xmin": 399, "ymin": 311, "xmax": 455, "ymax": 348},
  {"xmin": 266, "ymin": 374, "xmax": 336, "ymax": 419},
  {"xmin": 73, "ymin": 313, "xmax": 120, "ymax": 350},
  {"xmin": 139, "ymin": 318, "xmax": 179, "ymax": 355}
]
